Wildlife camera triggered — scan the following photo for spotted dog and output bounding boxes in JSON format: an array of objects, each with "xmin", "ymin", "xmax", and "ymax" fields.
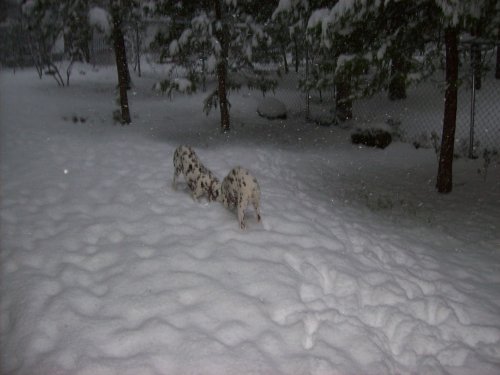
[
  {"xmin": 172, "ymin": 145, "xmax": 221, "ymax": 201},
  {"xmin": 219, "ymin": 166, "xmax": 261, "ymax": 229}
]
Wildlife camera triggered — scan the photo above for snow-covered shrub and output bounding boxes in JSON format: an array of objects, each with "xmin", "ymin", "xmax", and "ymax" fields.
[
  {"xmin": 351, "ymin": 125, "xmax": 392, "ymax": 149},
  {"xmin": 257, "ymin": 97, "xmax": 287, "ymax": 120}
]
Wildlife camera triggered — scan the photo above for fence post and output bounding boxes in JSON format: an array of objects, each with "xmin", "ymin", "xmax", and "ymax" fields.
[
  {"xmin": 469, "ymin": 43, "xmax": 477, "ymax": 159},
  {"xmin": 91, "ymin": 29, "xmax": 96, "ymax": 68},
  {"xmin": 305, "ymin": 43, "xmax": 310, "ymax": 120}
]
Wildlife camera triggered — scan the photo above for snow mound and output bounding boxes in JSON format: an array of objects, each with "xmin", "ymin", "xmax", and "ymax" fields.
[{"xmin": 257, "ymin": 97, "xmax": 287, "ymax": 119}]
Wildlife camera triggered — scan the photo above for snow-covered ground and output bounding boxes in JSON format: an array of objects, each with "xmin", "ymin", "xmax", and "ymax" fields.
[{"xmin": 1, "ymin": 64, "xmax": 500, "ymax": 375}]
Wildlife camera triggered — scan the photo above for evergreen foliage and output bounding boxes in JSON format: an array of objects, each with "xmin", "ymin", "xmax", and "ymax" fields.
[{"xmin": 150, "ymin": 0, "xmax": 280, "ymax": 128}]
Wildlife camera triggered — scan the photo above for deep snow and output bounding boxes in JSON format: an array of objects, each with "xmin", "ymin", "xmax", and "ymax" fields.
[{"xmin": 1, "ymin": 64, "xmax": 500, "ymax": 375}]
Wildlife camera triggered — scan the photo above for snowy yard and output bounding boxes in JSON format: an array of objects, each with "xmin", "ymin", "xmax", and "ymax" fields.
[{"xmin": 1, "ymin": 65, "xmax": 500, "ymax": 375}]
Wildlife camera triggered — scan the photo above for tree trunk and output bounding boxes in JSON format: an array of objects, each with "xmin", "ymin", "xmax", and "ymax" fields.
[
  {"xmin": 213, "ymin": 0, "xmax": 230, "ymax": 132},
  {"xmin": 472, "ymin": 44, "xmax": 482, "ymax": 89},
  {"xmin": 436, "ymin": 27, "xmax": 459, "ymax": 194},
  {"xmin": 471, "ymin": 23, "xmax": 482, "ymax": 89},
  {"xmin": 335, "ymin": 73, "xmax": 353, "ymax": 121},
  {"xmin": 135, "ymin": 26, "xmax": 141, "ymax": 77},
  {"xmin": 282, "ymin": 46, "xmax": 289, "ymax": 74},
  {"xmin": 27, "ymin": 33, "xmax": 43, "ymax": 79},
  {"xmin": 496, "ymin": 30, "xmax": 500, "ymax": 79},
  {"xmin": 294, "ymin": 36, "xmax": 300, "ymax": 73},
  {"xmin": 111, "ymin": 1, "xmax": 131, "ymax": 124},
  {"xmin": 388, "ymin": 52, "xmax": 407, "ymax": 100}
]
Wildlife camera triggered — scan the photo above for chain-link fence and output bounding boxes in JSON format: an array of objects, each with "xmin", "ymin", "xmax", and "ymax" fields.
[
  {"xmin": 459, "ymin": 64, "xmax": 500, "ymax": 156},
  {"xmin": 273, "ymin": 45, "xmax": 500, "ymax": 156},
  {"xmin": 353, "ymin": 66, "xmax": 500, "ymax": 156},
  {"xmin": 89, "ymin": 30, "xmax": 115, "ymax": 66}
]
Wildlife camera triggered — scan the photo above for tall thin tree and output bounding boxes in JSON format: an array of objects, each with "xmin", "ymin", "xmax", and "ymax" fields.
[
  {"xmin": 436, "ymin": 26, "xmax": 459, "ymax": 193},
  {"xmin": 110, "ymin": 0, "xmax": 131, "ymax": 124},
  {"xmin": 213, "ymin": 0, "xmax": 230, "ymax": 132},
  {"xmin": 496, "ymin": 29, "xmax": 500, "ymax": 79}
]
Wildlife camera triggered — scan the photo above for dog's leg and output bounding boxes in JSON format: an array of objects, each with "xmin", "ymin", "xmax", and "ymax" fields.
[
  {"xmin": 238, "ymin": 197, "xmax": 248, "ymax": 229},
  {"xmin": 191, "ymin": 179, "xmax": 205, "ymax": 202},
  {"xmin": 253, "ymin": 199, "xmax": 261, "ymax": 222},
  {"xmin": 172, "ymin": 169, "xmax": 180, "ymax": 190},
  {"xmin": 238, "ymin": 205, "xmax": 246, "ymax": 229}
]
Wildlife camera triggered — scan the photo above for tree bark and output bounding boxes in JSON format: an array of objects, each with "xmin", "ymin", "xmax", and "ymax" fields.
[
  {"xmin": 471, "ymin": 23, "xmax": 482, "ymax": 89},
  {"xmin": 135, "ymin": 26, "xmax": 141, "ymax": 77},
  {"xmin": 213, "ymin": 0, "xmax": 230, "ymax": 132},
  {"xmin": 472, "ymin": 44, "xmax": 482, "ymax": 89},
  {"xmin": 388, "ymin": 52, "xmax": 407, "ymax": 100},
  {"xmin": 282, "ymin": 46, "xmax": 289, "ymax": 74},
  {"xmin": 436, "ymin": 27, "xmax": 459, "ymax": 194},
  {"xmin": 335, "ymin": 73, "xmax": 353, "ymax": 121},
  {"xmin": 110, "ymin": 0, "xmax": 131, "ymax": 124},
  {"xmin": 496, "ymin": 30, "xmax": 500, "ymax": 79},
  {"xmin": 294, "ymin": 36, "xmax": 300, "ymax": 73}
]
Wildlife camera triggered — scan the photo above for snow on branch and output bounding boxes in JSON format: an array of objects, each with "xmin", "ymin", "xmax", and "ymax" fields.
[
  {"xmin": 88, "ymin": 7, "xmax": 110, "ymax": 34},
  {"xmin": 273, "ymin": 0, "xmax": 309, "ymax": 19},
  {"xmin": 307, "ymin": 0, "xmax": 374, "ymax": 35}
]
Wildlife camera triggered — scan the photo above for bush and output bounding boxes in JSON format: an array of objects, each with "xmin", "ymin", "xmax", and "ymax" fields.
[{"xmin": 351, "ymin": 128, "xmax": 392, "ymax": 149}]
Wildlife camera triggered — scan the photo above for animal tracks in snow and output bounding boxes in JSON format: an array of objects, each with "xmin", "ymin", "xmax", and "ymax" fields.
[
  {"xmin": 275, "ymin": 246, "xmax": 490, "ymax": 360},
  {"xmin": 275, "ymin": 253, "xmax": 337, "ymax": 350}
]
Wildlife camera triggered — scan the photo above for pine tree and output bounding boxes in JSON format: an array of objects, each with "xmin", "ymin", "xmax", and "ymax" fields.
[
  {"xmin": 212, "ymin": 0, "xmax": 230, "ymax": 131},
  {"xmin": 305, "ymin": 1, "xmax": 377, "ymax": 121},
  {"xmin": 274, "ymin": 0, "xmax": 345, "ymax": 112},
  {"xmin": 272, "ymin": 0, "xmax": 310, "ymax": 74},
  {"xmin": 151, "ymin": 0, "xmax": 278, "ymax": 132},
  {"xmin": 305, "ymin": 1, "xmax": 446, "ymax": 117},
  {"xmin": 90, "ymin": 0, "xmax": 145, "ymax": 124}
]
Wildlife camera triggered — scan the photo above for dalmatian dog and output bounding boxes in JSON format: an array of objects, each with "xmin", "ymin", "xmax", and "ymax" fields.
[
  {"xmin": 219, "ymin": 166, "xmax": 261, "ymax": 229},
  {"xmin": 172, "ymin": 145, "xmax": 221, "ymax": 202}
]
